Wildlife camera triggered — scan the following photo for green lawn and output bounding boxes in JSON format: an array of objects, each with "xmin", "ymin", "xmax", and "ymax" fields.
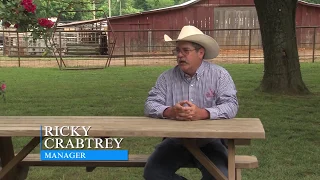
[{"xmin": 0, "ymin": 63, "xmax": 319, "ymax": 180}]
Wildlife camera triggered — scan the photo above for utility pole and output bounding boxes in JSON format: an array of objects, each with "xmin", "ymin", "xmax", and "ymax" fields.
[
  {"xmin": 117, "ymin": 0, "xmax": 121, "ymax": 16},
  {"xmin": 108, "ymin": 0, "xmax": 111, "ymax": 17},
  {"xmin": 92, "ymin": 0, "xmax": 96, "ymax": 19}
]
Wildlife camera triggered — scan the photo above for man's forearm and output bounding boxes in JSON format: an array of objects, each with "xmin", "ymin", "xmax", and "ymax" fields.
[
  {"xmin": 198, "ymin": 108, "xmax": 210, "ymax": 120},
  {"xmin": 145, "ymin": 100, "xmax": 169, "ymax": 118},
  {"xmin": 205, "ymin": 102, "xmax": 238, "ymax": 119},
  {"xmin": 163, "ymin": 107, "xmax": 173, "ymax": 119}
]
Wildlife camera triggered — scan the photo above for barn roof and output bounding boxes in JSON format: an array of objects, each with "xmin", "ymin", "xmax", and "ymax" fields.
[
  {"xmin": 109, "ymin": 0, "xmax": 320, "ymax": 20},
  {"xmin": 57, "ymin": 18, "xmax": 108, "ymax": 28},
  {"xmin": 55, "ymin": 0, "xmax": 320, "ymax": 26},
  {"xmin": 298, "ymin": 0, "xmax": 320, "ymax": 7}
]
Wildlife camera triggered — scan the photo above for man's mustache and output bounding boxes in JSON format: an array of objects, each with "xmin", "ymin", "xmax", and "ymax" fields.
[{"xmin": 177, "ymin": 59, "xmax": 188, "ymax": 63}]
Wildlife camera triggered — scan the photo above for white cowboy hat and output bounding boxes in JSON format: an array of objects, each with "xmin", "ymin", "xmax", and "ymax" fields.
[{"xmin": 164, "ymin": 25, "xmax": 219, "ymax": 59}]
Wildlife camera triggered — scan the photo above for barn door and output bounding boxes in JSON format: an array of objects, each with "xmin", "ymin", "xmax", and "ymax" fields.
[{"xmin": 213, "ymin": 7, "xmax": 261, "ymax": 49}]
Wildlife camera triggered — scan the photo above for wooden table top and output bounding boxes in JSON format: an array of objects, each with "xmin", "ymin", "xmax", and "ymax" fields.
[{"xmin": 0, "ymin": 116, "xmax": 265, "ymax": 139}]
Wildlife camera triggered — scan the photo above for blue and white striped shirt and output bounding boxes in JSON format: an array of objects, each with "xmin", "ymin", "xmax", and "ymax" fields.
[{"xmin": 144, "ymin": 61, "xmax": 238, "ymax": 120}]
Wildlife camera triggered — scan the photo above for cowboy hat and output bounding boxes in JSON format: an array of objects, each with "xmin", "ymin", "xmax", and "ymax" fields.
[{"xmin": 164, "ymin": 25, "xmax": 219, "ymax": 59}]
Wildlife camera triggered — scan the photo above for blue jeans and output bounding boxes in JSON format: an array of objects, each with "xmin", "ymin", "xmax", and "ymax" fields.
[{"xmin": 143, "ymin": 138, "xmax": 228, "ymax": 180}]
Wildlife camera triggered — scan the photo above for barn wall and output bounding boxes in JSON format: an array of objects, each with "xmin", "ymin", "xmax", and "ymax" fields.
[
  {"xmin": 296, "ymin": 2, "xmax": 320, "ymax": 47},
  {"xmin": 108, "ymin": 0, "xmax": 320, "ymax": 54}
]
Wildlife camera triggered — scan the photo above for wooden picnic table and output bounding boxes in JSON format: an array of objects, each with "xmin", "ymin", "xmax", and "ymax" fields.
[{"xmin": 0, "ymin": 116, "xmax": 265, "ymax": 180}]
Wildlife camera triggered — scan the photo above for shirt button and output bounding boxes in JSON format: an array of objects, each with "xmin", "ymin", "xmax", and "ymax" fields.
[
  {"xmin": 191, "ymin": 84, "xmax": 194, "ymax": 87},
  {"xmin": 191, "ymin": 99, "xmax": 194, "ymax": 102}
]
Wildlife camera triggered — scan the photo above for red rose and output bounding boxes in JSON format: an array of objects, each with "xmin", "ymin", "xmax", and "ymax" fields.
[
  {"xmin": 21, "ymin": 0, "xmax": 36, "ymax": 14},
  {"xmin": 14, "ymin": 24, "xmax": 19, "ymax": 28},
  {"xmin": 21, "ymin": 0, "xmax": 33, "ymax": 5},
  {"xmin": 38, "ymin": 18, "xmax": 54, "ymax": 28},
  {"xmin": 47, "ymin": 20, "xmax": 54, "ymax": 28},
  {"xmin": 23, "ymin": 3, "xmax": 36, "ymax": 13},
  {"xmin": 1, "ymin": 83, "xmax": 6, "ymax": 91},
  {"xmin": 38, "ymin": 18, "xmax": 48, "ymax": 27}
]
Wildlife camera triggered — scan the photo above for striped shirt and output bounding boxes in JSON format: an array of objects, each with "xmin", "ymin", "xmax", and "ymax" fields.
[
  {"xmin": 144, "ymin": 61, "xmax": 238, "ymax": 120},
  {"xmin": 144, "ymin": 61, "xmax": 239, "ymax": 146}
]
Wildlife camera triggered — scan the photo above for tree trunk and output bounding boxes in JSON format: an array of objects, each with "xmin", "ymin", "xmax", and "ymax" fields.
[{"xmin": 254, "ymin": 0, "xmax": 310, "ymax": 94}]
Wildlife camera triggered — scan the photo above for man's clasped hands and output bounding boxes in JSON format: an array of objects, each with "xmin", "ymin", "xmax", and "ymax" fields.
[{"xmin": 164, "ymin": 100, "xmax": 210, "ymax": 121}]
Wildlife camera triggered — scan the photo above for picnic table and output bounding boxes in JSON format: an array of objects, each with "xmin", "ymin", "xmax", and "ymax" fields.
[{"xmin": 0, "ymin": 116, "xmax": 265, "ymax": 180}]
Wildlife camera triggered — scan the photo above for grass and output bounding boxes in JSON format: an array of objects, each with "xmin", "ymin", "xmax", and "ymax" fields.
[{"xmin": 0, "ymin": 62, "xmax": 320, "ymax": 180}]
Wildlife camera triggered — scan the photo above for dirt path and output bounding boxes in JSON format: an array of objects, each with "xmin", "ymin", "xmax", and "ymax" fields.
[{"xmin": 0, "ymin": 48, "xmax": 318, "ymax": 68}]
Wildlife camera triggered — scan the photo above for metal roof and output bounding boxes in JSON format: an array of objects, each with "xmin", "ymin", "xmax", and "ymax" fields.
[
  {"xmin": 56, "ymin": 0, "xmax": 320, "ymax": 26},
  {"xmin": 109, "ymin": 0, "xmax": 320, "ymax": 20},
  {"xmin": 298, "ymin": 0, "xmax": 320, "ymax": 7},
  {"xmin": 57, "ymin": 18, "xmax": 108, "ymax": 28}
]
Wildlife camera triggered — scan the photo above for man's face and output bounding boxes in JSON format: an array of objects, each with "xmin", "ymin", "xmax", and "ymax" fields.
[{"xmin": 174, "ymin": 41, "xmax": 204, "ymax": 76}]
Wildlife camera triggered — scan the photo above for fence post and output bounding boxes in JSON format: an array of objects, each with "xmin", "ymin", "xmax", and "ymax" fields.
[
  {"xmin": 59, "ymin": 31, "xmax": 62, "ymax": 69},
  {"xmin": 2, "ymin": 27, "xmax": 4, "ymax": 55},
  {"xmin": 312, "ymin": 27, "xmax": 316, "ymax": 63},
  {"xmin": 248, "ymin": 29, "xmax": 252, "ymax": 64},
  {"xmin": 123, "ymin": 32, "xmax": 126, "ymax": 67},
  {"xmin": 16, "ymin": 31, "xmax": 20, "ymax": 67},
  {"xmin": 148, "ymin": 30, "xmax": 152, "ymax": 52}
]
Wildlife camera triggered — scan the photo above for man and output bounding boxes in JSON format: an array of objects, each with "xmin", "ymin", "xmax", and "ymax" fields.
[{"xmin": 143, "ymin": 25, "xmax": 239, "ymax": 180}]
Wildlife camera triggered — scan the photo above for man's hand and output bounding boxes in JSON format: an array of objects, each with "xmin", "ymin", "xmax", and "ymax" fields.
[
  {"xmin": 163, "ymin": 101, "xmax": 209, "ymax": 121},
  {"xmin": 174, "ymin": 101, "xmax": 192, "ymax": 120},
  {"xmin": 181, "ymin": 101, "xmax": 200, "ymax": 120},
  {"xmin": 163, "ymin": 101, "xmax": 188, "ymax": 120}
]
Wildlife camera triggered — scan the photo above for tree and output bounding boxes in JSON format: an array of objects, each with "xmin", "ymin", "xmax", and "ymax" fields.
[
  {"xmin": 254, "ymin": 0, "xmax": 310, "ymax": 94},
  {"xmin": 121, "ymin": 0, "xmax": 143, "ymax": 15},
  {"xmin": 134, "ymin": 0, "xmax": 149, "ymax": 10},
  {"xmin": 82, "ymin": 0, "xmax": 190, "ymax": 17},
  {"xmin": 146, "ymin": 0, "xmax": 175, "ymax": 10},
  {"xmin": 34, "ymin": 0, "xmax": 94, "ymax": 21}
]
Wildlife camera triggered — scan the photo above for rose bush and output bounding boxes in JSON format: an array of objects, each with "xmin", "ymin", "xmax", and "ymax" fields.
[{"xmin": 0, "ymin": 0, "xmax": 56, "ymax": 51}]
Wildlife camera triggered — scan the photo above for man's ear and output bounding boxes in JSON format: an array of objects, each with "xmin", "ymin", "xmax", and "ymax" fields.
[{"xmin": 199, "ymin": 48, "xmax": 205, "ymax": 59}]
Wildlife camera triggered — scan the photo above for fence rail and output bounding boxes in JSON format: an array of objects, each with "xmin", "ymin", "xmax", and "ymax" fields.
[{"xmin": 0, "ymin": 26, "xmax": 319, "ymax": 68}]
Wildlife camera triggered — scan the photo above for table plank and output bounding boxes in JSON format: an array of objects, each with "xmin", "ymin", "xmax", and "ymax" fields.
[{"xmin": 0, "ymin": 116, "xmax": 265, "ymax": 139}]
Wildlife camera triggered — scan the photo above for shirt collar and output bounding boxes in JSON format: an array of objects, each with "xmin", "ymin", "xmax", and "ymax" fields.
[
  {"xmin": 179, "ymin": 61, "xmax": 205, "ymax": 80},
  {"xmin": 196, "ymin": 61, "xmax": 205, "ymax": 79}
]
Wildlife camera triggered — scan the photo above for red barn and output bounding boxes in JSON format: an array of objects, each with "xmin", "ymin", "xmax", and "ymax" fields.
[{"xmin": 108, "ymin": 0, "xmax": 320, "ymax": 57}]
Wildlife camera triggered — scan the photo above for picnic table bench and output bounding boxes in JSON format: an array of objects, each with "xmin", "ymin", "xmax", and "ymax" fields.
[{"xmin": 0, "ymin": 116, "xmax": 265, "ymax": 180}]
